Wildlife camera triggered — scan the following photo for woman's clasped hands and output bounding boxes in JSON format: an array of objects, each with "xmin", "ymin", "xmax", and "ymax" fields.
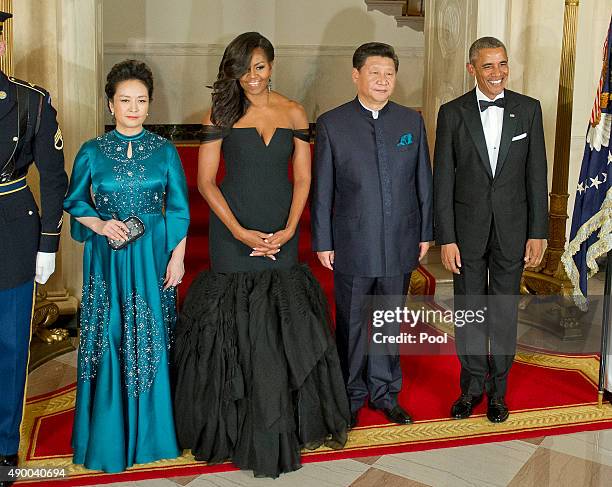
[{"xmin": 236, "ymin": 227, "xmax": 294, "ymax": 261}]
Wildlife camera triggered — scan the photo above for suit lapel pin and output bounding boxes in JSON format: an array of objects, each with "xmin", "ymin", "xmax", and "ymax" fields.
[
  {"xmin": 0, "ymin": 91, "xmax": 6, "ymax": 100},
  {"xmin": 509, "ymin": 113, "xmax": 515, "ymax": 118}
]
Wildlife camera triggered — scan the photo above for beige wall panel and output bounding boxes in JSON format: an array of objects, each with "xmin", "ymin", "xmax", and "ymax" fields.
[
  {"xmin": 423, "ymin": 0, "xmax": 478, "ymax": 149},
  {"xmin": 12, "ymin": 0, "xmax": 103, "ymax": 301},
  {"xmin": 102, "ymin": 0, "xmax": 425, "ymax": 123}
]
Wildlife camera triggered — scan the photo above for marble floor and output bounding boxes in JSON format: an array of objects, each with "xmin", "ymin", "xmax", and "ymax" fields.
[{"xmin": 23, "ymin": 260, "xmax": 612, "ymax": 487}]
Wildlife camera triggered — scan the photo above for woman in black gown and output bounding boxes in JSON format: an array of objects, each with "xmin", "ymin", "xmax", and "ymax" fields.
[{"xmin": 173, "ymin": 32, "xmax": 350, "ymax": 478}]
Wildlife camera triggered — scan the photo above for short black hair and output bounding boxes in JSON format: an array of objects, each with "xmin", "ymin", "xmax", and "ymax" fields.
[
  {"xmin": 353, "ymin": 42, "xmax": 399, "ymax": 71},
  {"xmin": 105, "ymin": 59, "xmax": 154, "ymax": 101},
  {"xmin": 468, "ymin": 37, "xmax": 507, "ymax": 64}
]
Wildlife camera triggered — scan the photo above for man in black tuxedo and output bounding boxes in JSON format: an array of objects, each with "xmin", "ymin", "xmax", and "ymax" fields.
[
  {"xmin": 433, "ymin": 37, "xmax": 548, "ymax": 423},
  {"xmin": 312, "ymin": 42, "xmax": 433, "ymax": 427}
]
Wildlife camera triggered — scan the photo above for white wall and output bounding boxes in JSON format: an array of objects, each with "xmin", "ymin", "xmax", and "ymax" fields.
[
  {"xmin": 507, "ymin": 0, "xmax": 564, "ymax": 192},
  {"xmin": 566, "ymin": 1, "xmax": 612, "ymax": 240},
  {"xmin": 103, "ymin": 0, "xmax": 425, "ymax": 124},
  {"xmin": 507, "ymin": 0, "xmax": 611, "ymax": 242}
]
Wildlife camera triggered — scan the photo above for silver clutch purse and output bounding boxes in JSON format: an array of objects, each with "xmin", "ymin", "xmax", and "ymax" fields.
[{"xmin": 107, "ymin": 215, "xmax": 145, "ymax": 250}]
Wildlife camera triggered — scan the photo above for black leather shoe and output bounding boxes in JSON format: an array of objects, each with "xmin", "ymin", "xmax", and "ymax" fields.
[
  {"xmin": 603, "ymin": 389, "xmax": 612, "ymax": 405},
  {"xmin": 349, "ymin": 411, "xmax": 358, "ymax": 429},
  {"xmin": 0, "ymin": 453, "xmax": 18, "ymax": 487},
  {"xmin": 451, "ymin": 394, "xmax": 482, "ymax": 419},
  {"xmin": 487, "ymin": 396, "xmax": 509, "ymax": 423},
  {"xmin": 382, "ymin": 405, "xmax": 413, "ymax": 425}
]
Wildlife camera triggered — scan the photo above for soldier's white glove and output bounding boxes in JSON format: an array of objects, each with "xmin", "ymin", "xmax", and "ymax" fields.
[{"xmin": 35, "ymin": 252, "xmax": 56, "ymax": 284}]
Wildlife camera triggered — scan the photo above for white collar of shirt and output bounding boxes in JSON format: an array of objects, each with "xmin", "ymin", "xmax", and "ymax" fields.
[
  {"xmin": 475, "ymin": 85, "xmax": 505, "ymax": 103},
  {"xmin": 358, "ymin": 97, "xmax": 385, "ymax": 119}
]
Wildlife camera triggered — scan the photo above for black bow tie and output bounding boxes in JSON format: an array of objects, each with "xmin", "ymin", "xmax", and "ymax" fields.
[{"xmin": 479, "ymin": 98, "xmax": 505, "ymax": 112}]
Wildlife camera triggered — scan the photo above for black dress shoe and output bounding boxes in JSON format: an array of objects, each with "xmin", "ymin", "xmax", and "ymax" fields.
[
  {"xmin": 487, "ymin": 396, "xmax": 509, "ymax": 423},
  {"xmin": 382, "ymin": 405, "xmax": 413, "ymax": 425},
  {"xmin": 349, "ymin": 411, "xmax": 358, "ymax": 429},
  {"xmin": 451, "ymin": 394, "xmax": 482, "ymax": 419},
  {"xmin": 0, "ymin": 454, "xmax": 18, "ymax": 487},
  {"xmin": 603, "ymin": 389, "xmax": 612, "ymax": 405}
]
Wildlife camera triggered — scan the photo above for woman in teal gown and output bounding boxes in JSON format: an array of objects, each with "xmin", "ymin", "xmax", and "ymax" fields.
[{"xmin": 64, "ymin": 60, "xmax": 190, "ymax": 472}]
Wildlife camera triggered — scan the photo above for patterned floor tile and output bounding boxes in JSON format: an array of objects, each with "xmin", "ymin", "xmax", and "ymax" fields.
[
  {"xmin": 351, "ymin": 467, "xmax": 431, "ymax": 486},
  {"xmin": 132, "ymin": 480, "xmax": 185, "ymax": 487},
  {"xmin": 520, "ymin": 436, "xmax": 546, "ymax": 446},
  {"xmin": 168, "ymin": 474, "xmax": 203, "ymax": 486},
  {"xmin": 508, "ymin": 446, "xmax": 612, "ymax": 487},
  {"xmin": 540, "ymin": 430, "xmax": 612, "ymax": 467},
  {"xmin": 372, "ymin": 440, "xmax": 537, "ymax": 487},
  {"xmin": 26, "ymin": 359, "xmax": 76, "ymax": 398},
  {"xmin": 182, "ymin": 459, "xmax": 369, "ymax": 486},
  {"xmin": 52, "ymin": 348, "xmax": 78, "ymax": 367},
  {"xmin": 353, "ymin": 456, "xmax": 382, "ymax": 465}
]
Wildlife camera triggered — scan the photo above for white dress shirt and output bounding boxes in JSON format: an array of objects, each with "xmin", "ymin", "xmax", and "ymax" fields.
[
  {"xmin": 358, "ymin": 97, "xmax": 383, "ymax": 119},
  {"xmin": 476, "ymin": 85, "xmax": 504, "ymax": 176}
]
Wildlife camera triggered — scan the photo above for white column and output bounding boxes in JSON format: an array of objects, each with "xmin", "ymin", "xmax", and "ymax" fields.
[
  {"xmin": 12, "ymin": 0, "xmax": 103, "ymax": 308},
  {"xmin": 477, "ymin": 0, "xmax": 509, "ymax": 41},
  {"xmin": 422, "ymin": 0, "xmax": 478, "ymax": 150}
]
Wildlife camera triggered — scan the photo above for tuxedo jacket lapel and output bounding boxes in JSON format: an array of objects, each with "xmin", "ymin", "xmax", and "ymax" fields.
[
  {"xmin": 495, "ymin": 91, "xmax": 519, "ymax": 178},
  {"xmin": 460, "ymin": 89, "xmax": 493, "ymax": 180}
]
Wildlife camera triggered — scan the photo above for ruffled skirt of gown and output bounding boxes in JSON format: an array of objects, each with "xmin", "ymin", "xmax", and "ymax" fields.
[{"xmin": 172, "ymin": 264, "xmax": 350, "ymax": 478}]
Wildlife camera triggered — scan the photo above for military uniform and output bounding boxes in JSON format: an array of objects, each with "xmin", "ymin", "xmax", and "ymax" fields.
[{"xmin": 0, "ymin": 66, "xmax": 67, "ymax": 462}]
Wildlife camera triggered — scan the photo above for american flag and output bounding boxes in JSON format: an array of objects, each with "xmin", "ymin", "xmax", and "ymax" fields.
[{"xmin": 561, "ymin": 15, "xmax": 612, "ymax": 308}]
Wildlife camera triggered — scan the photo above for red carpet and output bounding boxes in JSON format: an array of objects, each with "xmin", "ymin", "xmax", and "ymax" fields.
[{"xmin": 15, "ymin": 145, "xmax": 612, "ymax": 486}]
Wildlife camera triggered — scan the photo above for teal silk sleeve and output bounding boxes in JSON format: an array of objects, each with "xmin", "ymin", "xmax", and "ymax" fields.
[
  {"xmin": 164, "ymin": 145, "xmax": 190, "ymax": 253},
  {"xmin": 63, "ymin": 142, "xmax": 100, "ymax": 242}
]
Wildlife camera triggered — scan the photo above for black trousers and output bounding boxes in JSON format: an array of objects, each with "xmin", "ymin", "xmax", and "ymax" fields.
[
  {"xmin": 453, "ymin": 221, "xmax": 524, "ymax": 398},
  {"xmin": 334, "ymin": 271, "xmax": 411, "ymax": 412}
]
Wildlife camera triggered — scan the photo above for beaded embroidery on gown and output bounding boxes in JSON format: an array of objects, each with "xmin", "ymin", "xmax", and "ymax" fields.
[
  {"xmin": 64, "ymin": 129, "xmax": 190, "ymax": 472},
  {"xmin": 172, "ymin": 126, "xmax": 350, "ymax": 478}
]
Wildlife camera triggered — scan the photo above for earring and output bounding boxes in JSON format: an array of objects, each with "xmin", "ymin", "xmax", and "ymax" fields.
[{"xmin": 267, "ymin": 79, "xmax": 272, "ymax": 93}]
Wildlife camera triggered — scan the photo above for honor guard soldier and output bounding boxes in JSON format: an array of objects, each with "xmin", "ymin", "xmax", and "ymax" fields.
[{"xmin": 0, "ymin": 11, "xmax": 67, "ymax": 486}]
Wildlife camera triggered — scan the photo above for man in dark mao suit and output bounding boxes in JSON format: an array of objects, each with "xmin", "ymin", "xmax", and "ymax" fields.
[
  {"xmin": 433, "ymin": 37, "xmax": 548, "ymax": 423},
  {"xmin": 312, "ymin": 42, "xmax": 433, "ymax": 428},
  {"xmin": 0, "ymin": 12, "xmax": 67, "ymax": 484}
]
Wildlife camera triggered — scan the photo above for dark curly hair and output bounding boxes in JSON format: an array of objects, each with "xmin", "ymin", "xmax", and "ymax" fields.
[
  {"xmin": 211, "ymin": 32, "xmax": 274, "ymax": 128},
  {"xmin": 105, "ymin": 59, "xmax": 154, "ymax": 107}
]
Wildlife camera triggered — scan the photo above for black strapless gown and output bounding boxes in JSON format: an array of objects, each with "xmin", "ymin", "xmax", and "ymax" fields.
[{"xmin": 173, "ymin": 127, "xmax": 350, "ymax": 478}]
